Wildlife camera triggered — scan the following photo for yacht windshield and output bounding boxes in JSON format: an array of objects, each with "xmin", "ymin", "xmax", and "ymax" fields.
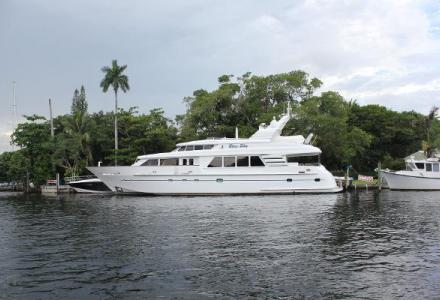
[{"xmin": 287, "ymin": 155, "xmax": 320, "ymax": 166}]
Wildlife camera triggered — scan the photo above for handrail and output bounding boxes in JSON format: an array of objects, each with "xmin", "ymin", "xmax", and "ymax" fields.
[{"xmin": 64, "ymin": 175, "xmax": 96, "ymax": 183}]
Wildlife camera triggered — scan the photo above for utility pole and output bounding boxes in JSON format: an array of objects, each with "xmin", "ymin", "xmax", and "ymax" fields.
[{"xmin": 49, "ymin": 98, "xmax": 54, "ymax": 138}]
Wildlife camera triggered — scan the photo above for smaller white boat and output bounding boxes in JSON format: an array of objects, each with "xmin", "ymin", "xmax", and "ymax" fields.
[
  {"xmin": 381, "ymin": 151, "xmax": 440, "ymax": 190},
  {"xmin": 66, "ymin": 176, "xmax": 112, "ymax": 193}
]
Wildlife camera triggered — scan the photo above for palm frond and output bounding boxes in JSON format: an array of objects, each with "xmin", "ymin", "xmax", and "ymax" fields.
[{"xmin": 428, "ymin": 106, "xmax": 439, "ymax": 121}]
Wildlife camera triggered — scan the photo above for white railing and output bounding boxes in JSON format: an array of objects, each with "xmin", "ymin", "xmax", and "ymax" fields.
[{"xmin": 64, "ymin": 175, "xmax": 96, "ymax": 183}]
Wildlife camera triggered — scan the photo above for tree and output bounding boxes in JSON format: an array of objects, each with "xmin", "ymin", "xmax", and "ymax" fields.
[
  {"xmin": 423, "ymin": 106, "xmax": 439, "ymax": 157},
  {"xmin": 294, "ymin": 92, "xmax": 372, "ymax": 170},
  {"xmin": 11, "ymin": 115, "xmax": 53, "ymax": 185},
  {"xmin": 0, "ymin": 150, "xmax": 28, "ymax": 183},
  {"xmin": 178, "ymin": 70, "xmax": 322, "ymax": 140},
  {"xmin": 349, "ymin": 104, "xmax": 425, "ymax": 170},
  {"xmin": 100, "ymin": 59, "xmax": 130, "ymax": 165},
  {"xmin": 53, "ymin": 87, "xmax": 92, "ymax": 176},
  {"xmin": 71, "ymin": 85, "xmax": 88, "ymax": 114}
]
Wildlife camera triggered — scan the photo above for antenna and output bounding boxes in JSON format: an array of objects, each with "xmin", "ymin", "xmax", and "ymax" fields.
[{"xmin": 11, "ymin": 81, "xmax": 17, "ymax": 150}]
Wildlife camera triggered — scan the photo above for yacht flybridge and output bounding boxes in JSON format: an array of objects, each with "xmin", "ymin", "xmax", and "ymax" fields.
[{"xmin": 88, "ymin": 107, "xmax": 341, "ymax": 194}]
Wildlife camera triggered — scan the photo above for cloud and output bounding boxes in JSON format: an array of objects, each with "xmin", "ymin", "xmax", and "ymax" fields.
[{"xmin": 1, "ymin": 0, "xmax": 440, "ymax": 152}]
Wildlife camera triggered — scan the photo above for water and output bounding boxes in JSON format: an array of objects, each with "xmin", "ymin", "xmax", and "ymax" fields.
[{"xmin": 0, "ymin": 191, "xmax": 439, "ymax": 299}]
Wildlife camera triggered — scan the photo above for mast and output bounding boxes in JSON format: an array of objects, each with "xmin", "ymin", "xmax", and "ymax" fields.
[
  {"xmin": 12, "ymin": 81, "xmax": 17, "ymax": 129},
  {"xmin": 12, "ymin": 81, "xmax": 17, "ymax": 150}
]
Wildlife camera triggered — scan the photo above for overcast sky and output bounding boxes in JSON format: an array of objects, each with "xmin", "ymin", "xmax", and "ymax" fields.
[{"xmin": 1, "ymin": 0, "xmax": 440, "ymax": 152}]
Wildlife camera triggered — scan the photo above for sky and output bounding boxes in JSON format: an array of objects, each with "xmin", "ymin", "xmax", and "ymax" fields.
[{"xmin": 1, "ymin": 0, "xmax": 440, "ymax": 152}]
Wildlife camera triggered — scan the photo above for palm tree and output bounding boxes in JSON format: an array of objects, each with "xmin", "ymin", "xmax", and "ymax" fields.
[
  {"xmin": 422, "ymin": 106, "xmax": 439, "ymax": 158},
  {"xmin": 100, "ymin": 60, "xmax": 129, "ymax": 165}
]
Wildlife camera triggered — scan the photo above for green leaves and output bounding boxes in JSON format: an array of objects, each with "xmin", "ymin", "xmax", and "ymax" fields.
[
  {"xmin": 100, "ymin": 59, "xmax": 130, "ymax": 95},
  {"xmin": 3, "ymin": 68, "xmax": 440, "ymax": 185}
]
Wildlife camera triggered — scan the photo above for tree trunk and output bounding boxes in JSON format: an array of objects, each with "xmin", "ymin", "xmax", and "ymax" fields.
[{"xmin": 114, "ymin": 90, "xmax": 118, "ymax": 166}]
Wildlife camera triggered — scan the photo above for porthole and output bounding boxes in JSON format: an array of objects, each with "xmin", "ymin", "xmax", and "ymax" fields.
[
  {"xmin": 216, "ymin": 178, "xmax": 224, "ymax": 183},
  {"xmin": 314, "ymin": 178, "xmax": 320, "ymax": 182},
  {"xmin": 286, "ymin": 178, "xmax": 292, "ymax": 182}
]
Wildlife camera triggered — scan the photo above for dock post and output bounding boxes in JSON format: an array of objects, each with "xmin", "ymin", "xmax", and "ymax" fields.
[{"xmin": 345, "ymin": 166, "xmax": 350, "ymax": 190}]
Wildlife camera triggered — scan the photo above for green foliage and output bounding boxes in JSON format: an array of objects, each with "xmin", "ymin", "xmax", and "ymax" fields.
[
  {"xmin": 349, "ymin": 104, "xmax": 426, "ymax": 170},
  {"xmin": 178, "ymin": 70, "xmax": 438, "ymax": 172},
  {"xmin": 293, "ymin": 92, "xmax": 372, "ymax": 170},
  {"xmin": 100, "ymin": 60, "xmax": 130, "ymax": 94},
  {"xmin": 115, "ymin": 107, "xmax": 177, "ymax": 165},
  {"xmin": 0, "ymin": 150, "xmax": 28, "ymax": 182},
  {"xmin": 71, "ymin": 86, "xmax": 88, "ymax": 114},
  {"xmin": 10, "ymin": 115, "xmax": 54, "ymax": 185},
  {"xmin": 100, "ymin": 59, "xmax": 130, "ymax": 165},
  {"xmin": 2, "ymin": 69, "xmax": 439, "ymax": 189},
  {"xmin": 178, "ymin": 70, "xmax": 322, "ymax": 140}
]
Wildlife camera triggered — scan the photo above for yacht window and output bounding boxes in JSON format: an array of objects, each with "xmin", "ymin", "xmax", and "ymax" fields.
[
  {"xmin": 287, "ymin": 155, "xmax": 320, "ymax": 166},
  {"xmin": 178, "ymin": 146, "xmax": 186, "ymax": 152},
  {"xmin": 433, "ymin": 163, "xmax": 439, "ymax": 172},
  {"xmin": 224, "ymin": 157, "xmax": 236, "ymax": 167},
  {"xmin": 160, "ymin": 158, "xmax": 178, "ymax": 166},
  {"xmin": 426, "ymin": 163, "xmax": 432, "ymax": 172},
  {"xmin": 250, "ymin": 156, "xmax": 265, "ymax": 167},
  {"xmin": 204, "ymin": 144, "xmax": 214, "ymax": 150},
  {"xmin": 186, "ymin": 145, "xmax": 194, "ymax": 151},
  {"xmin": 182, "ymin": 159, "xmax": 187, "ymax": 166},
  {"xmin": 415, "ymin": 163, "xmax": 425, "ymax": 170},
  {"xmin": 208, "ymin": 157, "xmax": 222, "ymax": 167},
  {"xmin": 189, "ymin": 159, "xmax": 194, "ymax": 165},
  {"xmin": 195, "ymin": 145, "xmax": 203, "ymax": 150},
  {"xmin": 237, "ymin": 156, "xmax": 249, "ymax": 167},
  {"xmin": 142, "ymin": 159, "xmax": 158, "ymax": 166}
]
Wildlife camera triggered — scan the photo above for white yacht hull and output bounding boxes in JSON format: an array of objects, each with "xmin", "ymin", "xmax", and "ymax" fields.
[
  {"xmin": 88, "ymin": 166, "xmax": 342, "ymax": 195},
  {"xmin": 381, "ymin": 170, "xmax": 440, "ymax": 190}
]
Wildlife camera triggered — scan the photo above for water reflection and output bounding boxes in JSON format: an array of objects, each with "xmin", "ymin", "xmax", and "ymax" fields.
[{"xmin": 0, "ymin": 191, "xmax": 439, "ymax": 299}]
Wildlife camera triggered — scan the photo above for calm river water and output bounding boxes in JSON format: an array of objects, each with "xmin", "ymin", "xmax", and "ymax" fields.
[{"xmin": 0, "ymin": 191, "xmax": 439, "ymax": 299}]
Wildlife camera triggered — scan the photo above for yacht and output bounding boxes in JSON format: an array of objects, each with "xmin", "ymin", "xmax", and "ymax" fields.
[
  {"xmin": 66, "ymin": 176, "xmax": 112, "ymax": 193},
  {"xmin": 88, "ymin": 107, "xmax": 341, "ymax": 195},
  {"xmin": 381, "ymin": 151, "xmax": 440, "ymax": 190}
]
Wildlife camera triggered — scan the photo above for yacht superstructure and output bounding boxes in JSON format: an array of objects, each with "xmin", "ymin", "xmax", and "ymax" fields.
[{"xmin": 88, "ymin": 108, "xmax": 341, "ymax": 194}]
